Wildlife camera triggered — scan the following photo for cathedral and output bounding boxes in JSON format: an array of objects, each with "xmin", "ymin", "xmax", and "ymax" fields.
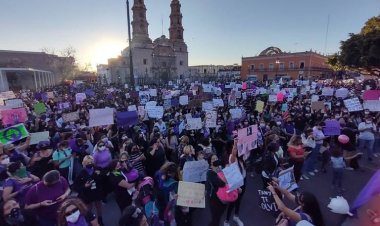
[{"xmin": 107, "ymin": 0, "xmax": 189, "ymax": 85}]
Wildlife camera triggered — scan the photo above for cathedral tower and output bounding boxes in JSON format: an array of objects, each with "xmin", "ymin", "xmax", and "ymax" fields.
[
  {"xmin": 169, "ymin": 0, "xmax": 184, "ymax": 42},
  {"xmin": 131, "ymin": 0, "xmax": 151, "ymax": 44}
]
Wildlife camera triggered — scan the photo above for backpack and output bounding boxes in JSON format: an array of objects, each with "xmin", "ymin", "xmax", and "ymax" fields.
[{"xmin": 137, "ymin": 177, "xmax": 154, "ymax": 205}]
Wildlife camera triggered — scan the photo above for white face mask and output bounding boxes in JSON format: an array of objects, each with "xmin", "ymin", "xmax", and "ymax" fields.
[
  {"xmin": 102, "ymin": 138, "xmax": 108, "ymax": 143},
  {"xmin": 98, "ymin": 146, "xmax": 106, "ymax": 151},
  {"xmin": 65, "ymin": 210, "xmax": 80, "ymax": 223},
  {"xmin": 0, "ymin": 157, "xmax": 10, "ymax": 165},
  {"xmin": 276, "ymin": 121, "xmax": 282, "ymax": 126}
]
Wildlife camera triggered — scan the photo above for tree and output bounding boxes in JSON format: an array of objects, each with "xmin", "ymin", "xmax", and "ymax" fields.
[{"xmin": 328, "ymin": 15, "xmax": 380, "ymax": 75}]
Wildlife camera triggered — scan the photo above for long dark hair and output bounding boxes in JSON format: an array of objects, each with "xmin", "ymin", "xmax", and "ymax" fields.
[{"xmin": 301, "ymin": 192, "xmax": 325, "ymax": 226}]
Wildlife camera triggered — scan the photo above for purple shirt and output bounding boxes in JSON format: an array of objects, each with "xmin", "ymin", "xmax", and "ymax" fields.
[
  {"xmin": 93, "ymin": 149, "xmax": 112, "ymax": 169},
  {"xmin": 25, "ymin": 176, "xmax": 69, "ymax": 221},
  {"xmin": 4, "ymin": 173, "xmax": 32, "ymax": 206}
]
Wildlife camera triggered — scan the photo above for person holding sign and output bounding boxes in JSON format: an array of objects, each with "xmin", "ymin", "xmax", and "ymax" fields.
[
  {"xmin": 287, "ymin": 135, "xmax": 309, "ymax": 183},
  {"xmin": 224, "ymin": 139, "xmax": 245, "ymax": 226},
  {"xmin": 358, "ymin": 115, "xmax": 376, "ymax": 162},
  {"xmin": 267, "ymin": 182, "xmax": 324, "ymax": 226}
]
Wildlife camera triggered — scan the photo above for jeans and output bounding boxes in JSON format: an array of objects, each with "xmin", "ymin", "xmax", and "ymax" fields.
[
  {"xmin": 304, "ymin": 143, "xmax": 321, "ymax": 173},
  {"xmin": 358, "ymin": 139, "xmax": 374, "ymax": 160},
  {"xmin": 332, "ymin": 168, "xmax": 344, "ymax": 189}
]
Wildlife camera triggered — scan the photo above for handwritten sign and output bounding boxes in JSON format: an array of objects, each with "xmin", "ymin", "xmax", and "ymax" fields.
[
  {"xmin": 335, "ymin": 88, "xmax": 349, "ymax": 98},
  {"xmin": 268, "ymin": 95, "xmax": 277, "ymax": 102},
  {"xmin": 58, "ymin": 102, "xmax": 70, "ymax": 110},
  {"xmin": 205, "ymin": 111, "xmax": 217, "ymax": 128},
  {"xmin": 75, "ymin": 93, "xmax": 86, "ymax": 104},
  {"xmin": 278, "ymin": 166, "xmax": 298, "ymax": 192},
  {"xmin": 222, "ymin": 162, "xmax": 244, "ymax": 192},
  {"xmin": 323, "ymin": 120, "xmax": 341, "ymax": 136},
  {"xmin": 202, "ymin": 102, "xmax": 214, "ymax": 112},
  {"xmin": 30, "ymin": 131, "xmax": 50, "ymax": 145},
  {"xmin": 183, "ymin": 160, "xmax": 209, "ymax": 182},
  {"xmin": 363, "ymin": 100, "xmax": 380, "ymax": 112},
  {"xmin": 0, "ymin": 124, "xmax": 29, "ymax": 145},
  {"xmin": 229, "ymin": 108, "xmax": 242, "ymax": 119},
  {"xmin": 147, "ymin": 106, "xmax": 164, "ymax": 119},
  {"xmin": 62, "ymin": 112, "xmax": 80, "ymax": 123},
  {"xmin": 179, "ymin": 95, "xmax": 189, "ymax": 106},
  {"xmin": 322, "ymin": 87, "xmax": 334, "ymax": 96},
  {"xmin": 89, "ymin": 108, "xmax": 114, "ymax": 127},
  {"xmin": 258, "ymin": 190, "xmax": 278, "ymax": 212},
  {"xmin": 256, "ymin": 100, "xmax": 264, "ymax": 113},
  {"xmin": 1, "ymin": 108, "xmax": 27, "ymax": 126},
  {"xmin": 237, "ymin": 125, "xmax": 258, "ymax": 156},
  {"xmin": 186, "ymin": 118, "xmax": 202, "ymax": 130},
  {"xmin": 4, "ymin": 99, "xmax": 24, "ymax": 108},
  {"xmin": 177, "ymin": 181, "xmax": 205, "ymax": 208},
  {"xmin": 344, "ymin": 98, "xmax": 363, "ymax": 112},
  {"xmin": 212, "ymin": 98, "xmax": 224, "ymax": 107}
]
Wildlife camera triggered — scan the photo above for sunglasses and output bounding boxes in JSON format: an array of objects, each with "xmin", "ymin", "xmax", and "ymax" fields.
[{"xmin": 65, "ymin": 207, "xmax": 79, "ymax": 217}]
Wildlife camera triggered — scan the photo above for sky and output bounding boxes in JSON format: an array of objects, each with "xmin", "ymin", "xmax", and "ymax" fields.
[{"xmin": 1, "ymin": 0, "xmax": 379, "ymax": 70}]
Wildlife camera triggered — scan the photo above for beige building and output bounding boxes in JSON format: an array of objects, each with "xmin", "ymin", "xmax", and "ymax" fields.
[{"xmin": 108, "ymin": 0, "xmax": 189, "ymax": 85}]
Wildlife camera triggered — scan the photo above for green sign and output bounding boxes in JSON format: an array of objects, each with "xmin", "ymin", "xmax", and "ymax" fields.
[
  {"xmin": 33, "ymin": 102, "xmax": 47, "ymax": 114},
  {"xmin": 0, "ymin": 124, "xmax": 29, "ymax": 145}
]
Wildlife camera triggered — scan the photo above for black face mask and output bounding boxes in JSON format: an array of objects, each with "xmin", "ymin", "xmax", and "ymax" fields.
[
  {"xmin": 86, "ymin": 164, "xmax": 94, "ymax": 169},
  {"xmin": 212, "ymin": 160, "xmax": 222, "ymax": 167},
  {"xmin": 5, "ymin": 208, "xmax": 24, "ymax": 225}
]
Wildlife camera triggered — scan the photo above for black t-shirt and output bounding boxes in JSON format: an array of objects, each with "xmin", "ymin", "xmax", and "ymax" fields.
[{"xmin": 109, "ymin": 172, "xmax": 132, "ymax": 207}]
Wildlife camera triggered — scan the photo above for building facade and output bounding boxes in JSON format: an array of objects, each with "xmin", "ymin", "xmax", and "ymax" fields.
[
  {"xmin": 108, "ymin": 0, "xmax": 189, "ymax": 85},
  {"xmin": 0, "ymin": 50, "xmax": 61, "ymax": 91},
  {"xmin": 241, "ymin": 47, "xmax": 333, "ymax": 81}
]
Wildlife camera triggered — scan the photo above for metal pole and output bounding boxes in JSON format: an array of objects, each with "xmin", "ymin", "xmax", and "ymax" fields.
[{"xmin": 126, "ymin": 0, "xmax": 134, "ymax": 88}]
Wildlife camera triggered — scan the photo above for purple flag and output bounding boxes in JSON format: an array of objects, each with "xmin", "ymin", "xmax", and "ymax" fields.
[
  {"xmin": 351, "ymin": 169, "xmax": 380, "ymax": 214},
  {"xmin": 323, "ymin": 120, "xmax": 341, "ymax": 136},
  {"xmin": 116, "ymin": 111, "xmax": 138, "ymax": 127}
]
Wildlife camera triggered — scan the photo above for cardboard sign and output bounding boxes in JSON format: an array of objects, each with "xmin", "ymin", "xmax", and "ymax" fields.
[
  {"xmin": 322, "ymin": 87, "xmax": 334, "ymax": 96},
  {"xmin": 278, "ymin": 166, "xmax": 298, "ymax": 192},
  {"xmin": 205, "ymin": 111, "xmax": 217, "ymax": 128},
  {"xmin": 177, "ymin": 181, "xmax": 205, "ymax": 208},
  {"xmin": 256, "ymin": 100, "xmax": 265, "ymax": 113},
  {"xmin": 363, "ymin": 90, "xmax": 380, "ymax": 101},
  {"xmin": 258, "ymin": 190, "xmax": 278, "ymax": 212},
  {"xmin": 0, "ymin": 124, "xmax": 29, "ymax": 145},
  {"xmin": 323, "ymin": 120, "xmax": 341, "ymax": 136},
  {"xmin": 30, "ymin": 131, "xmax": 50, "ymax": 145},
  {"xmin": 62, "ymin": 112, "xmax": 80, "ymax": 123},
  {"xmin": 186, "ymin": 118, "xmax": 202, "ymax": 130},
  {"xmin": 363, "ymin": 100, "xmax": 380, "ymax": 112},
  {"xmin": 182, "ymin": 160, "xmax": 209, "ymax": 183},
  {"xmin": 344, "ymin": 98, "xmax": 363, "ymax": 112},
  {"xmin": 222, "ymin": 162, "xmax": 244, "ymax": 192},
  {"xmin": 311, "ymin": 101, "xmax": 325, "ymax": 112},
  {"xmin": 75, "ymin": 93, "xmax": 86, "ymax": 104},
  {"xmin": 4, "ymin": 99, "xmax": 24, "ymax": 108},
  {"xmin": 147, "ymin": 106, "xmax": 164, "ymax": 119},
  {"xmin": 116, "ymin": 111, "xmax": 138, "ymax": 127},
  {"xmin": 179, "ymin": 95, "xmax": 189, "ymax": 106},
  {"xmin": 202, "ymin": 102, "xmax": 214, "ymax": 112},
  {"xmin": 33, "ymin": 102, "xmax": 47, "ymax": 114},
  {"xmin": 229, "ymin": 108, "xmax": 242, "ymax": 119},
  {"xmin": 1, "ymin": 108, "xmax": 28, "ymax": 126},
  {"xmin": 237, "ymin": 125, "xmax": 258, "ymax": 156},
  {"xmin": 89, "ymin": 108, "xmax": 114, "ymax": 127}
]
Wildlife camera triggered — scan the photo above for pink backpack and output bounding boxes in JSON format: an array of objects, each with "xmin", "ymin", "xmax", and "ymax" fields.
[{"xmin": 216, "ymin": 171, "xmax": 239, "ymax": 203}]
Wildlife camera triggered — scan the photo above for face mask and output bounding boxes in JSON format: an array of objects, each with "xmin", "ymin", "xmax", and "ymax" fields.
[
  {"xmin": 212, "ymin": 160, "xmax": 222, "ymax": 167},
  {"xmin": 98, "ymin": 146, "xmax": 106, "ymax": 151},
  {"xmin": 86, "ymin": 164, "xmax": 94, "ymax": 169},
  {"xmin": 65, "ymin": 210, "xmax": 80, "ymax": 223},
  {"xmin": 102, "ymin": 138, "xmax": 108, "ymax": 143},
  {"xmin": 276, "ymin": 121, "xmax": 281, "ymax": 126},
  {"xmin": 14, "ymin": 167, "xmax": 28, "ymax": 178},
  {"xmin": 0, "ymin": 157, "xmax": 10, "ymax": 165},
  {"xmin": 366, "ymin": 120, "xmax": 372, "ymax": 124},
  {"xmin": 5, "ymin": 208, "xmax": 24, "ymax": 225},
  {"xmin": 260, "ymin": 123, "xmax": 265, "ymax": 127}
]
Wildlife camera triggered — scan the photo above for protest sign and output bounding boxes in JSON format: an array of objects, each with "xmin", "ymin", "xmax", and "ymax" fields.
[
  {"xmin": 363, "ymin": 90, "xmax": 380, "ymax": 101},
  {"xmin": 116, "ymin": 111, "xmax": 138, "ymax": 127},
  {"xmin": 268, "ymin": 95, "xmax": 277, "ymax": 102},
  {"xmin": 363, "ymin": 100, "xmax": 380, "ymax": 112},
  {"xmin": 228, "ymin": 91, "xmax": 236, "ymax": 106},
  {"xmin": 4, "ymin": 99, "xmax": 24, "ymax": 108},
  {"xmin": 246, "ymin": 89, "xmax": 256, "ymax": 96},
  {"xmin": 185, "ymin": 113, "xmax": 192, "ymax": 120},
  {"xmin": 1, "ymin": 108, "xmax": 27, "ymax": 126},
  {"xmin": 183, "ymin": 160, "xmax": 209, "ymax": 182},
  {"xmin": 322, "ymin": 87, "xmax": 334, "ymax": 96},
  {"xmin": 242, "ymin": 82, "xmax": 247, "ymax": 90},
  {"xmin": 311, "ymin": 101, "xmax": 325, "ymax": 112},
  {"xmin": 147, "ymin": 106, "xmax": 164, "ymax": 119},
  {"xmin": 276, "ymin": 93, "xmax": 284, "ymax": 102},
  {"xmin": 344, "ymin": 98, "xmax": 363, "ymax": 112},
  {"xmin": 212, "ymin": 98, "xmax": 224, "ymax": 107},
  {"xmin": 33, "ymin": 102, "xmax": 47, "ymax": 114},
  {"xmin": 89, "ymin": 108, "xmax": 114, "ymax": 127},
  {"xmin": 323, "ymin": 120, "xmax": 341, "ymax": 136},
  {"xmin": 128, "ymin": 105, "xmax": 137, "ymax": 111},
  {"xmin": 137, "ymin": 106, "xmax": 145, "ymax": 117},
  {"xmin": 30, "ymin": 131, "xmax": 50, "ymax": 145},
  {"xmin": 163, "ymin": 99, "xmax": 172, "ymax": 110},
  {"xmin": 139, "ymin": 91, "xmax": 150, "ymax": 104},
  {"xmin": 47, "ymin": 92, "xmax": 54, "ymax": 99},
  {"xmin": 0, "ymin": 106, "xmax": 12, "ymax": 120},
  {"xmin": 258, "ymin": 190, "xmax": 278, "ymax": 212},
  {"xmin": 0, "ymin": 124, "xmax": 29, "ymax": 145},
  {"xmin": 202, "ymin": 84, "xmax": 213, "ymax": 93},
  {"xmin": 189, "ymin": 99, "xmax": 202, "ymax": 108},
  {"xmin": 278, "ymin": 166, "xmax": 298, "ymax": 192},
  {"xmin": 149, "ymin": 89, "xmax": 157, "ymax": 97},
  {"xmin": 335, "ymin": 88, "xmax": 349, "ymax": 98},
  {"xmin": 281, "ymin": 103, "xmax": 288, "ymax": 112},
  {"xmin": 162, "ymin": 90, "xmax": 172, "ymax": 99},
  {"xmin": 237, "ymin": 125, "xmax": 258, "ymax": 156},
  {"xmin": 229, "ymin": 108, "xmax": 242, "ymax": 119},
  {"xmin": 58, "ymin": 102, "xmax": 70, "ymax": 110},
  {"xmin": 205, "ymin": 111, "xmax": 217, "ymax": 128},
  {"xmin": 256, "ymin": 100, "xmax": 265, "ymax": 113},
  {"xmin": 0, "ymin": 91, "xmax": 16, "ymax": 99},
  {"xmin": 145, "ymin": 101, "xmax": 157, "ymax": 108},
  {"xmin": 75, "ymin": 93, "xmax": 86, "ymax": 104},
  {"xmin": 186, "ymin": 118, "xmax": 202, "ymax": 130},
  {"xmin": 311, "ymin": 95, "xmax": 319, "ymax": 102},
  {"xmin": 179, "ymin": 95, "xmax": 189, "ymax": 105},
  {"xmin": 222, "ymin": 162, "xmax": 244, "ymax": 192},
  {"xmin": 202, "ymin": 102, "xmax": 214, "ymax": 112},
  {"xmin": 177, "ymin": 181, "xmax": 205, "ymax": 208},
  {"xmin": 62, "ymin": 112, "xmax": 79, "ymax": 123}
]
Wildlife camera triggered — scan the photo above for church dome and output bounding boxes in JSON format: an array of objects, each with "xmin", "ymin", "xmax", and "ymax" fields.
[
  {"xmin": 153, "ymin": 35, "xmax": 175, "ymax": 56},
  {"xmin": 259, "ymin": 47, "xmax": 283, "ymax": 56}
]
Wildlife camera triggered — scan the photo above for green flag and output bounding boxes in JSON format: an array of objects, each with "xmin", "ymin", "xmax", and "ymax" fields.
[
  {"xmin": 0, "ymin": 123, "xmax": 29, "ymax": 145},
  {"xmin": 34, "ymin": 102, "xmax": 47, "ymax": 114}
]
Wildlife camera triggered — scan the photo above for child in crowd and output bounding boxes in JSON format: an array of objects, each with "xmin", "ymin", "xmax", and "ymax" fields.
[{"xmin": 331, "ymin": 147, "xmax": 346, "ymax": 193}]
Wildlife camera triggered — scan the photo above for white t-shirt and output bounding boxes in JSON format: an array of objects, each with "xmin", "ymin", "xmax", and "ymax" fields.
[
  {"xmin": 358, "ymin": 122, "xmax": 376, "ymax": 140},
  {"xmin": 312, "ymin": 127, "xmax": 325, "ymax": 145}
]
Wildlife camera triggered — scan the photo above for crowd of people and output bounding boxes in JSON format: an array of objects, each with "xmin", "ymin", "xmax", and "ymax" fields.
[{"xmin": 0, "ymin": 78, "xmax": 379, "ymax": 226}]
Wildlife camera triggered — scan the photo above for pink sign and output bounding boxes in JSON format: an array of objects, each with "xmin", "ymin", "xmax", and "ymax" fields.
[
  {"xmin": 277, "ymin": 93, "xmax": 285, "ymax": 102},
  {"xmin": 242, "ymin": 82, "xmax": 247, "ymax": 90},
  {"xmin": 1, "ymin": 108, "xmax": 27, "ymax": 126},
  {"xmin": 363, "ymin": 90, "xmax": 380, "ymax": 101}
]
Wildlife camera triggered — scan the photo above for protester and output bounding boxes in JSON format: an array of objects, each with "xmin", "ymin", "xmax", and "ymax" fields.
[
  {"xmin": 57, "ymin": 197, "xmax": 99, "ymax": 226},
  {"xmin": 330, "ymin": 147, "xmax": 346, "ymax": 193},
  {"xmin": 118, "ymin": 205, "xmax": 149, "ymax": 226},
  {"xmin": 29, "ymin": 141, "xmax": 55, "ymax": 179},
  {"xmin": 0, "ymin": 199, "xmax": 37, "ymax": 226},
  {"xmin": 53, "ymin": 141, "xmax": 73, "ymax": 181},
  {"xmin": 288, "ymin": 135, "xmax": 308, "ymax": 183}
]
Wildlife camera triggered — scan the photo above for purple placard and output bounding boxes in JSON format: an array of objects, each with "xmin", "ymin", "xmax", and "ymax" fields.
[{"xmin": 323, "ymin": 120, "xmax": 341, "ymax": 136}]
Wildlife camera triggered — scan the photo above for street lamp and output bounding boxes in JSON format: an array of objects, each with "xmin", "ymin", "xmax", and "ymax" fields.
[{"xmin": 126, "ymin": 0, "xmax": 134, "ymax": 88}]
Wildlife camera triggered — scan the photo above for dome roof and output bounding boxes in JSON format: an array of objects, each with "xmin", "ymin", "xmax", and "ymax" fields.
[
  {"xmin": 153, "ymin": 35, "xmax": 175, "ymax": 56},
  {"xmin": 259, "ymin": 47, "xmax": 283, "ymax": 56}
]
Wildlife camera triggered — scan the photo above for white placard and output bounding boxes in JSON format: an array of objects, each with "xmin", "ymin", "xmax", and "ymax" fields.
[
  {"xmin": 89, "ymin": 108, "xmax": 114, "ymax": 127},
  {"xmin": 268, "ymin": 95, "xmax": 277, "ymax": 102},
  {"xmin": 344, "ymin": 98, "xmax": 363, "ymax": 112},
  {"xmin": 186, "ymin": 118, "xmax": 202, "ymax": 130},
  {"xmin": 182, "ymin": 160, "xmax": 209, "ymax": 183},
  {"xmin": 4, "ymin": 99, "xmax": 24, "ymax": 108},
  {"xmin": 311, "ymin": 95, "xmax": 319, "ymax": 102},
  {"xmin": 128, "ymin": 105, "xmax": 137, "ymax": 111},
  {"xmin": 75, "ymin": 93, "xmax": 87, "ymax": 104},
  {"xmin": 212, "ymin": 98, "xmax": 224, "ymax": 107},
  {"xmin": 205, "ymin": 111, "xmax": 217, "ymax": 128},
  {"xmin": 145, "ymin": 101, "xmax": 157, "ymax": 108},
  {"xmin": 179, "ymin": 95, "xmax": 189, "ymax": 106},
  {"xmin": 222, "ymin": 162, "xmax": 244, "ymax": 192},
  {"xmin": 335, "ymin": 88, "xmax": 349, "ymax": 98},
  {"xmin": 147, "ymin": 106, "xmax": 164, "ymax": 119},
  {"xmin": 202, "ymin": 102, "xmax": 214, "ymax": 112},
  {"xmin": 229, "ymin": 108, "xmax": 242, "ymax": 119},
  {"xmin": 30, "ymin": 131, "xmax": 50, "ymax": 145},
  {"xmin": 177, "ymin": 181, "xmax": 205, "ymax": 208},
  {"xmin": 363, "ymin": 100, "xmax": 380, "ymax": 112},
  {"xmin": 322, "ymin": 87, "xmax": 334, "ymax": 96},
  {"xmin": 278, "ymin": 166, "xmax": 298, "ymax": 192},
  {"xmin": 149, "ymin": 89, "xmax": 157, "ymax": 97}
]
